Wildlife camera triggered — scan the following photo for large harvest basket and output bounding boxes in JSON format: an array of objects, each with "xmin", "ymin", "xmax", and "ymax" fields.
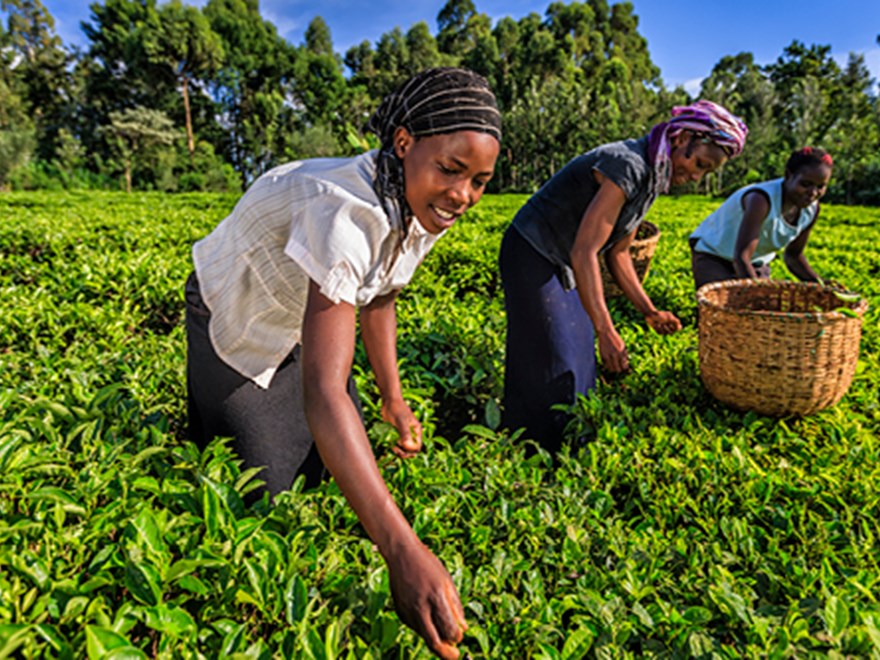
[
  {"xmin": 601, "ymin": 221, "xmax": 660, "ymax": 297},
  {"xmin": 697, "ymin": 279, "xmax": 868, "ymax": 416}
]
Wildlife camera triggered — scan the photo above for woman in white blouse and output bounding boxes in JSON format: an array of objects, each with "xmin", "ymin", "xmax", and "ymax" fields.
[{"xmin": 185, "ymin": 68, "xmax": 501, "ymax": 659}]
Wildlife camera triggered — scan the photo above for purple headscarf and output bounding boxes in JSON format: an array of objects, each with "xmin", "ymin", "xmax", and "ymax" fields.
[{"xmin": 648, "ymin": 100, "xmax": 748, "ymax": 192}]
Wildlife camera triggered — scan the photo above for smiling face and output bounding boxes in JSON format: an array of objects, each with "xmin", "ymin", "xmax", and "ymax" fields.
[
  {"xmin": 395, "ymin": 128, "xmax": 500, "ymax": 234},
  {"xmin": 668, "ymin": 132, "xmax": 729, "ymax": 186},
  {"xmin": 783, "ymin": 162, "xmax": 832, "ymax": 209}
]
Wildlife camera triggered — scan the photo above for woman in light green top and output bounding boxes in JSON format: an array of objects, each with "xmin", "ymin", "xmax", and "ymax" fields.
[{"xmin": 690, "ymin": 147, "xmax": 834, "ymax": 289}]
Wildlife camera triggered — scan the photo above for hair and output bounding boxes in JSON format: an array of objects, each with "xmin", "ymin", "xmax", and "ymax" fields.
[
  {"xmin": 786, "ymin": 146, "xmax": 833, "ymax": 175},
  {"xmin": 365, "ymin": 67, "xmax": 501, "ymax": 236},
  {"xmin": 648, "ymin": 99, "xmax": 748, "ymax": 193}
]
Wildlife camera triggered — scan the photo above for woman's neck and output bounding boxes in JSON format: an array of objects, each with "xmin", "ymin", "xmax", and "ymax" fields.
[{"xmin": 780, "ymin": 192, "xmax": 800, "ymax": 225}]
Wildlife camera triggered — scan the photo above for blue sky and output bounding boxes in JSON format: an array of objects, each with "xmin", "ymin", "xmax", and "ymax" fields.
[{"xmin": 39, "ymin": 0, "xmax": 880, "ymax": 94}]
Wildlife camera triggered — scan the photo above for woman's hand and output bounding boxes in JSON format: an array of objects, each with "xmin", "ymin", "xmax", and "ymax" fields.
[
  {"xmin": 302, "ymin": 282, "xmax": 460, "ymax": 656},
  {"xmin": 387, "ymin": 539, "xmax": 467, "ymax": 659},
  {"xmin": 597, "ymin": 327, "xmax": 629, "ymax": 372},
  {"xmin": 644, "ymin": 310, "xmax": 682, "ymax": 335},
  {"xmin": 382, "ymin": 398, "xmax": 423, "ymax": 457}
]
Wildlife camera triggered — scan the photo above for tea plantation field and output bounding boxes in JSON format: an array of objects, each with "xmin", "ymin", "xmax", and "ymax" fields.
[{"xmin": 1, "ymin": 191, "xmax": 879, "ymax": 658}]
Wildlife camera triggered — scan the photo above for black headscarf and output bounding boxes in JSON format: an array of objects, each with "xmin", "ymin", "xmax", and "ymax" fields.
[{"xmin": 366, "ymin": 67, "xmax": 502, "ymax": 236}]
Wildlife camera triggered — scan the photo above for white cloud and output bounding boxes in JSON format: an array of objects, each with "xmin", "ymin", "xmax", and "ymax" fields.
[
  {"xmin": 261, "ymin": 9, "xmax": 302, "ymax": 43},
  {"xmin": 683, "ymin": 77, "xmax": 703, "ymax": 97}
]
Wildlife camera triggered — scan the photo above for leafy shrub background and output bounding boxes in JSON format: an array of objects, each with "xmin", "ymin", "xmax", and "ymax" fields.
[{"xmin": 1, "ymin": 192, "xmax": 879, "ymax": 658}]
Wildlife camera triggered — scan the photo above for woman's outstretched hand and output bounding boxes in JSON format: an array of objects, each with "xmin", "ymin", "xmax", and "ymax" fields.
[
  {"xmin": 645, "ymin": 310, "xmax": 682, "ymax": 335},
  {"xmin": 598, "ymin": 327, "xmax": 629, "ymax": 372},
  {"xmin": 382, "ymin": 398, "xmax": 424, "ymax": 458},
  {"xmin": 387, "ymin": 539, "xmax": 467, "ymax": 659}
]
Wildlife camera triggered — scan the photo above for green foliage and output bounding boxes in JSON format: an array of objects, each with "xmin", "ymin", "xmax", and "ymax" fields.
[
  {"xmin": 104, "ymin": 107, "xmax": 181, "ymax": 192},
  {"xmin": 145, "ymin": 0, "xmax": 225, "ymax": 156},
  {"xmin": 0, "ymin": 124, "xmax": 35, "ymax": 190},
  {"xmin": 6, "ymin": 1, "xmax": 880, "ymax": 200},
  {"xmin": 0, "ymin": 0, "xmax": 71, "ymax": 162},
  {"xmin": 203, "ymin": 0, "xmax": 299, "ymax": 186},
  {"xmin": 284, "ymin": 125, "xmax": 341, "ymax": 162},
  {"xmin": 156, "ymin": 140, "xmax": 240, "ymax": 193},
  {"xmin": 1, "ymin": 191, "xmax": 879, "ymax": 657}
]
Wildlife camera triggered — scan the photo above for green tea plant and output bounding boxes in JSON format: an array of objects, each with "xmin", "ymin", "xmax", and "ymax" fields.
[{"xmin": 1, "ymin": 191, "xmax": 878, "ymax": 658}]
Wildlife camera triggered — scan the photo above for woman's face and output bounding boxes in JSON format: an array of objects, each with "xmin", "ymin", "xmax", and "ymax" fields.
[
  {"xmin": 669, "ymin": 133, "xmax": 728, "ymax": 186},
  {"xmin": 783, "ymin": 162, "xmax": 832, "ymax": 209},
  {"xmin": 396, "ymin": 128, "xmax": 500, "ymax": 234}
]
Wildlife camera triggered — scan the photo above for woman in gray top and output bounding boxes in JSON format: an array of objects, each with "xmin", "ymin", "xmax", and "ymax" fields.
[{"xmin": 500, "ymin": 101, "xmax": 748, "ymax": 453}]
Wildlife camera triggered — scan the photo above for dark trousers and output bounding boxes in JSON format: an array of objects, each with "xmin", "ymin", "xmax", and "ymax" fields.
[
  {"xmin": 690, "ymin": 240, "xmax": 771, "ymax": 289},
  {"xmin": 499, "ymin": 227, "xmax": 597, "ymax": 454},
  {"xmin": 185, "ymin": 272, "xmax": 362, "ymax": 497}
]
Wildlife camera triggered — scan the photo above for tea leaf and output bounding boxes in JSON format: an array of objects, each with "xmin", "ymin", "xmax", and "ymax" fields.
[
  {"xmin": 824, "ymin": 596, "xmax": 850, "ymax": 639},
  {"xmin": 84, "ymin": 626, "xmax": 145, "ymax": 659}
]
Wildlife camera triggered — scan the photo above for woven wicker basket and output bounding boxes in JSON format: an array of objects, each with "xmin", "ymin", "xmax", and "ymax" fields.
[
  {"xmin": 697, "ymin": 279, "xmax": 868, "ymax": 416},
  {"xmin": 601, "ymin": 221, "xmax": 661, "ymax": 297}
]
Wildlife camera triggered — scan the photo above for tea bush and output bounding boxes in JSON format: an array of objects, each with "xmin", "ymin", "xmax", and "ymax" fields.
[{"xmin": 1, "ymin": 191, "xmax": 878, "ymax": 658}]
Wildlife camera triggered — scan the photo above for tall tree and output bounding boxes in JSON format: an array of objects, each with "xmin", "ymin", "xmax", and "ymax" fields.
[
  {"xmin": 491, "ymin": 16, "xmax": 520, "ymax": 107},
  {"xmin": 825, "ymin": 53, "xmax": 879, "ymax": 204},
  {"xmin": 1, "ymin": 0, "xmax": 72, "ymax": 160},
  {"xmin": 372, "ymin": 27, "xmax": 410, "ymax": 98},
  {"xmin": 80, "ymin": 0, "xmax": 178, "ymax": 165},
  {"xmin": 545, "ymin": 1, "xmax": 596, "ymax": 71},
  {"xmin": 294, "ymin": 17, "xmax": 346, "ymax": 127},
  {"xmin": 766, "ymin": 41, "xmax": 843, "ymax": 146},
  {"xmin": 304, "ymin": 15, "xmax": 333, "ymax": 58},
  {"xmin": 700, "ymin": 52, "xmax": 779, "ymax": 192},
  {"xmin": 204, "ymin": 0, "xmax": 298, "ymax": 186},
  {"xmin": 436, "ymin": 0, "xmax": 475, "ymax": 58},
  {"xmin": 2, "ymin": 0, "xmax": 57, "ymax": 60},
  {"xmin": 405, "ymin": 21, "xmax": 445, "ymax": 76},
  {"xmin": 104, "ymin": 106, "xmax": 178, "ymax": 192},
  {"xmin": 143, "ymin": 0, "xmax": 224, "ymax": 157},
  {"xmin": 0, "ymin": 25, "xmax": 35, "ymax": 188},
  {"xmin": 82, "ymin": 0, "xmax": 171, "ymax": 106},
  {"xmin": 460, "ymin": 12, "xmax": 498, "ymax": 81}
]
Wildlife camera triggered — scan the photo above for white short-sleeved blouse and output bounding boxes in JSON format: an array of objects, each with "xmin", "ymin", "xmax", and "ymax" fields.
[{"xmin": 193, "ymin": 150, "xmax": 439, "ymax": 389}]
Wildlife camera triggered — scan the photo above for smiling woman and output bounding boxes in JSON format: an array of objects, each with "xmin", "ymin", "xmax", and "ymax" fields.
[
  {"xmin": 184, "ymin": 67, "xmax": 501, "ymax": 660},
  {"xmin": 396, "ymin": 130, "xmax": 499, "ymax": 234}
]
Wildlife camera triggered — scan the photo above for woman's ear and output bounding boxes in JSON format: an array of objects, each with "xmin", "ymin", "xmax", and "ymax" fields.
[
  {"xmin": 670, "ymin": 130, "xmax": 690, "ymax": 150},
  {"xmin": 393, "ymin": 126, "xmax": 414, "ymax": 159}
]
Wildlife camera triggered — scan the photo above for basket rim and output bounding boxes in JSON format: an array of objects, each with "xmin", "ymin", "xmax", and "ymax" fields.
[
  {"xmin": 633, "ymin": 220, "xmax": 660, "ymax": 245},
  {"xmin": 696, "ymin": 278, "xmax": 869, "ymax": 320}
]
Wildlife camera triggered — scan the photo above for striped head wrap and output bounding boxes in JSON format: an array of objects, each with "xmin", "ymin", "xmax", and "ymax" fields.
[
  {"xmin": 366, "ymin": 67, "xmax": 502, "ymax": 235},
  {"xmin": 648, "ymin": 100, "xmax": 748, "ymax": 192}
]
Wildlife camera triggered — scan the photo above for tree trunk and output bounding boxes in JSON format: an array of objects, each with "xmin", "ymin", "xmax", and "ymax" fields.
[
  {"xmin": 182, "ymin": 74, "xmax": 195, "ymax": 158},
  {"xmin": 124, "ymin": 157, "xmax": 132, "ymax": 193}
]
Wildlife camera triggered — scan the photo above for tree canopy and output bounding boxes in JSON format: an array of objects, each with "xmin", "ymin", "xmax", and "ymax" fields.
[{"xmin": 0, "ymin": 0, "xmax": 878, "ymax": 202}]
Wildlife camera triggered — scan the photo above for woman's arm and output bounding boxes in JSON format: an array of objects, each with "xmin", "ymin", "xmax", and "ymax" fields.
[
  {"xmin": 301, "ymin": 280, "xmax": 464, "ymax": 660},
  {"xmin": 604, "ymin": 231, "xmax": 681, "ymax": 335},
  {"xmin": 733, "ymin": 191, "xmax": 771, "ymax": 278},
  {"xmin": 570, "ymin": 174, "xmax": 629, "ymax": 372},
  {"xmin": 783, "ymin": 205, "xmax": 821, "ymax": 282},
  {"xmin": 360, "ymin": 289, "xmax": 423, "ymax": 456}
]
